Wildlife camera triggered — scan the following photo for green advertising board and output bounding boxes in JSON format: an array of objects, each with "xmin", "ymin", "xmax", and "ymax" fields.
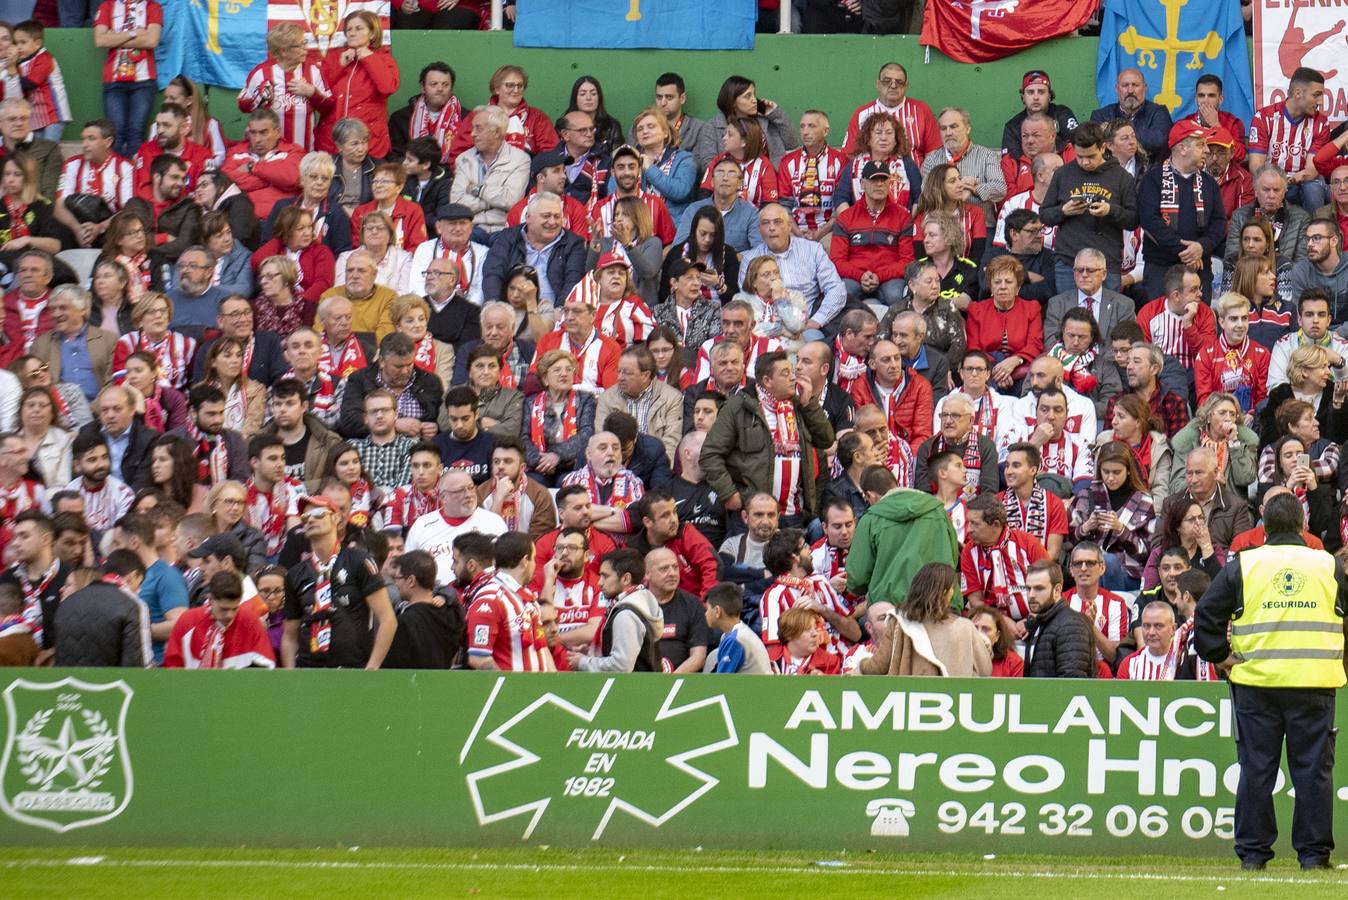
[{"xmin": 1, "ymin": 671, "xmax": 1344, "ymax": 856}]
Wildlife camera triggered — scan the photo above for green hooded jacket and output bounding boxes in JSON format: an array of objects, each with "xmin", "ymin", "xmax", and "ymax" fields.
[{"xmin": 846, "ymin": 489, "xmax": 962, "ymax": 607}]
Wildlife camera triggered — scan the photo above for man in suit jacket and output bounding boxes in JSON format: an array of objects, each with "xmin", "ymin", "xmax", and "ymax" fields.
[
  {"xmin": 29, "ymin": 286, "xmax": 117, "ymax": 403},
  {"xmin": 1043, "ymin": 247, "xmax": 1137, "ymax": 344},
  {"xmin": 595, "ymin": 346, "xmax": 683, "ymax": 464},
  {"xmin": 77, "ymin": 384, "xmax": 160, "ymax": 488},
  {"xmin": 191, "ymin": 295, "xmax": 289, "ymax": 386}
]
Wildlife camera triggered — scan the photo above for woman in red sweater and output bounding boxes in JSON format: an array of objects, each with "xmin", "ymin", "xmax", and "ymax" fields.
[
  {"xmin": 965, "ymin": 254, "xmax": 1043, "ymax": 390},
  {"xmin": 251, "ymin": 205, "xmax": 336, "ymax": 305},
  {"xmin": 317, "ymin": 11, "xmax": 399, "ymax": 160},
  {"xmin": 973, "ymin": 607, "xmax": 1024, "ymax": 677}
]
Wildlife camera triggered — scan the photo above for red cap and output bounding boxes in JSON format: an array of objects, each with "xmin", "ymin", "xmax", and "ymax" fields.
[
  {"xmin": 298, "ymin": 496, "xmax": 337, "ymax": 515},
  {"xmin": 594, "ymin": 250, "xmax": 629, "ymax": 272},
  {"xmin": 1206, "ymin": 126, "xmax": 1236, "ymax": 149},
  {"xmin": 1169, "ymin": 120, "xmax": 1217, "ymax": 149},
  {"xmin": 1022, "ymin": 70, "xmax": 1051, "ymax": 91}
]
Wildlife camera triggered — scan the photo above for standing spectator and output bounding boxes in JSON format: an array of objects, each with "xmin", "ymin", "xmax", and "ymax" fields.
[
  {"xmin": 1089, "ymin": 68, "xmax": 1174, "ymax": 162},
  {"xmin": 1022, "ymin": 560, "xmax": 1095, "ymax": 678},
  {"xmin": 841, "ymin": 62, "xmax": 939, "ymax": 164},
  {"xmin": 281, "ymin": 494, "xmax": 396, "ymax": 669},
  {"xmin": 1138, "ymin": 122, "xmax": 1227, "ymax": 298},
  {"xmin": 381, "ymin": 551, "xmax": 462, "ymax": 671},
  {"xmin": 847, "ymin": 465, "xmax": 961, "ymax": 604},
  {"xmin": 392, "ymin": 0, "xmax": 484, "ymax": 28},
  {"xmin": 236, "ymin": 23, "xmax": 332, "ymax": 153},
  {"xmin": 52, "ymin": 550, "xmax": 150, "ymax": 667},
  {"xmin": 1001, "ymin": 442, "xmax": 1068, "ymax": 560},
  {"xmin": 316, "ymin": 12, "xmax": 399, "ymax": 160},
  {"xmin": 162, "ymin": 571, "xmax": 275, "ymax": 669},
  {"xmin": 644, "ymin": 547, "xmax": 710, "ymax": 675},
  {"xmin": 8, "ymin": 23, "xmax": 68, "ymax": 143},
  {"xmin": 459, "ymin": 532, "xmax": 551, "ymax": 671},
  {"xmin": 920, "ymin": 107, "xmax": 1005, "ymax": 224},
  {"xmin": 389, "ymin": 63, "xmax": 460, "ymax": 165},
  {"xmin": 93, "ymin": 0, "xmax": 162, "ymax": 158},
  {"xmin": 110, "ymin": 511, "xmax": 186, "ymax": 660},
  {"xmin": 777, "ymin": 109, "xmax": 846, "ymax": 241},
  {"xmin": 698, "ymin": 75, "xmax": 799, "ymax": 168},
  {"xmin": 860, "ymin": 561, "xmax": 991, "ymax": 677},
  {"xmin": 1248, "ymin": 67, "xmax": 1330, "ymax": 211},
  {"xmin": 1039, "ymin": 123, "xmax": 1139, "ymax": 291}
]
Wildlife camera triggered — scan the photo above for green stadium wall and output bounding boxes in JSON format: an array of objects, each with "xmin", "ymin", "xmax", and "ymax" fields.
[
  {"xmin": 1, "ymin": 670, "xmax": 1345, "ymax": 855},
  {"xmin": 45, "ymin": 32, "xmax": 1106, "ymax": 147}
]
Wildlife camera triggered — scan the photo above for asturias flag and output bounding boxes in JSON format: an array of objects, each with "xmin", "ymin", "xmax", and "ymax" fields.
[
  {"xmin": 921, "ymin": 0, "xmax": 1099, "ymax": 64},
  {"xmin": 513, "ymin": 0, "xmax": 757, "ymax": 50},
  {"xmin": 1096, "ymin": 0, "xmax": 1254, "ymax": 126}
]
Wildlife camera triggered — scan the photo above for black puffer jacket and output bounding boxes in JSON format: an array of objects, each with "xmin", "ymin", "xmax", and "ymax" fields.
[
  {"xmin": 53, "ymin": 583, "xmax": 150, "ymax": 667},
  {"xmin": 1024, "ymin": 601, "xmax": 1095, "ymax": 678}
]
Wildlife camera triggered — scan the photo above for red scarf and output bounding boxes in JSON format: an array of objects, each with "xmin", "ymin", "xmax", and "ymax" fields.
[
  {"xmin": 246, "ymin": 477, "xmax": 294, "ymax": 556},
  {"xmin": 48, "ymin": 386, "xmax": 70, "ymax": 426},
  {"xmin": 758, "ymin": 386, "xmax": 803, "ymax": 515},
  {"xmin": 497, "ymin": 344, "xmax": 518, "ymax": 389},
  {"xmin": 13, "ymin": 559, "xmax": 57, "ymax": 646},
  {"xmin": 14, "ymin": 290, "xmax": 48, "ymax": 351},
  {"xmin": 495, "ymin": 477, "xmax": 528, "ymax": 532},
  {"xmin": 833, "ymin": 337, "xmax": 868, "ymax": 392},
  {"xmin": 409, "ymin": 95, "xmax": 462, "ymax": 162},
  {"xmin": 186, "ymin": 420, "xmax": 229, "ymax": 484},
  {"xmin": 320, "ymin": 336, "xmax": 368, "ymax": 379},
  {"xmin": 412, "ymin": 333, "xmax": 437, "ymax": 374},
  {"xmin": 529, "ymin": 391, "xmax": 577, "ymax": 450},
  {"xmin": 2, "ymin": 195, "xmax": 29, "ymax": 239},
  {"xmin": 349, "ymin": 479, "xmax": 372, "ymax": 528},
  {"xmin": 932, "ymin": 429, "xmax": 981, "ymax": 492},
  {"xmin": 1131, "ymin": 433, "xmax": 1153, "ymax": 481}
]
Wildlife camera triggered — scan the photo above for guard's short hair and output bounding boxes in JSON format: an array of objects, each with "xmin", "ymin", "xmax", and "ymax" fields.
[
  {"xmin": 493, "ymin": 532, "xmax": 534, "ymax": 570},
  {"xmin": 1263, "ymin": 491, "xmax": 1306, "ymax": 536},
  {"xmin": 453, "ymin": 531, "xmax": 495, "ymax": 568}
]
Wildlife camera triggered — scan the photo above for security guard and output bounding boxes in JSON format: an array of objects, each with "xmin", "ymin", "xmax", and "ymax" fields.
[{"xmin": 1195, "ymin": 493, "xmax": 1348, "ymax": 870}]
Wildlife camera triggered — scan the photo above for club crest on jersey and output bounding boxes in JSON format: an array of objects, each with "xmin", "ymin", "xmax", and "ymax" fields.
[{"xmin": 0, "ymin": 678, "xmax": 134, "ymax": 833}]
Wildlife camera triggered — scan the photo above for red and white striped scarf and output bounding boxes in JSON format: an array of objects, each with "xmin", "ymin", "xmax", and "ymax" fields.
[
  {"xmin": 409, "ymin": 96, "xmax": 462, "ymax": 163},
  {"xmin": 412, "ymin": 333, "xmax": 438, "ymax": 374},
  {"xmin": 529, "ymin": 391, "xmax": 577, "ymax": 450},
  {"xmin": 319, "ymin": 336, "xmax": 368, "ymax": 380},
  {"xmin": 596, "ymin": 297, "xmax": 654, "ymax": 346},
  {"xmin": 283, "ymin": 369, "xmax": 335, "ymax": 417},
  {"xmin": 14, "ymin": 291, "xmax": 48, "ymax": 353},
  {"xmin": 1165, "ymin": 618, "xmax": 1217, "ymax": 681},
  {"xmin": 931, "ymin": 429, "xmax": 982, "ymax": 491},
  {"xmin": 833, "ymin": 337, "xmax": 868, "ymax": 393},
  {"xmin": 968, "ymin": 529, "xmax": 1036, "ymax": 620},
  {"xmin": 758, "ymin": 386, "xmax": 802, "ymax": 516},
  {"xmin": 494, "ymin": 478, "xmax": 529, "ymax": 532},
  {"xmin": 12, "ymin": 559, "xmax": 57, "ymax": 647},
  {"xmin": 885, "ymin": 430, "xmax": 915, "ymax": 488},
  {"xmin": 566, "ymin": 465, "xmax": 643, "ymax": 510},
  {"xmin": 186, "ymin": 420, "xmax": 229, "ymax": 485},
  {"xmin": 303, "ymin": 546, "xmax": 340, "ymax": 655},
  {"xmin": 245, "ymin": 477, "xmax": 299, "ymax": 557},
  {"xmin": 129, "ymin": 330, "xmax": 193, "ymax": 389}
]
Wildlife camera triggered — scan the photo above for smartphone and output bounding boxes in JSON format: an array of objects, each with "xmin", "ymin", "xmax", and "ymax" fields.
[{"xmin": 1296, "ymin": 452, "xmax": 1312, "ymax": 469}]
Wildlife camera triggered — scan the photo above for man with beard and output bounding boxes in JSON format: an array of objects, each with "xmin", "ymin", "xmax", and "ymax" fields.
[
  {"xmin": 133, "ymin": 103, "xmax": 212, "ymax": 194},
  {"xmin": 760, "ymin": 527, "xmax": 861, "ymax": 657},
  {"xmin": 65, "ymin": 432, "xmax": 134, "ymax": 532},
  {"xmin": 645, "ymin": 546, "xmax": 711, "ymax": 674},
  {"xmin": 462, "ymin": 531, "xmax": 553, "ymax": 672},
  {"xmin": 0, "ymin": 510, "xmax": 66, "ymax": 655},
  {"xmin": 338, "ymin": 332, "xmax": 443, "ymax": 441},
  {"xmin": 1089, "ymin": 67, "xmax": 1173, "ymax": 162},
  {"xmin": 589, "ymin": 144, "xmax": 675, "ymax": 245},
  {"xmin": 560, "ymin": 431, "xmax": 645, "ymax": 528},
  {"xmin": 530, "ymin": 485, "xmax": 618, "ymax": 592},
  {"xmin": 476, "ymin": 436, "xmax": 556, "ymax": 541},
  {"xmin": 1001, "ymin": 355, "xmax": 1098, "ymax": 456},
  {"xmin": 1289, "ymin": 220, "xmax": 1348, "ymax": 326},
  {"xmin": 537, "ymin": 526, "xmax": 604, "ymax": 650},
  {"xmin": 258, "ymin": 377, "xmax": 340, "ymax": 493},
  {"xmin": 124, "ymin": 153, "xmax": 201, "ymax": 262},
  {"xmin": 568, "ymin": 548, "xmax": 663, "ymax": 673},
  {"xmin": 627, "ymin": 489, "xmax": 718, "ymax": 598},
  {"xmin": 281, "ymin": 494, "xmax": 395, "ymax": 669},
  {"xmin": 811, "ymin": 499, "xmax": 859, "ymax": 607},
  {"xmin": 169, "ymin": 385, "xmax": 251, "ymax": 483}
]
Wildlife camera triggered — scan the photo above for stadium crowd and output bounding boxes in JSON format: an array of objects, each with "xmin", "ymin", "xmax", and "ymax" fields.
[{"xmin": 0, "ymin": 8, "xmax": 1344, "ymax": 679}]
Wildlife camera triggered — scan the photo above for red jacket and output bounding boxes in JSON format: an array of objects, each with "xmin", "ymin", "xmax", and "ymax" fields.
[
  {"xmin": 351, "ymin": 196, "xmax": 427, "ymax": 250},
  {"xmin": 0, "ymin": 290, "xmax": 52, "ymax": 366},
  {"xmin": 251, "ymin": 238, "xmax": 336, "ymax": 304},
  {"xmin": 849, "ymin": 369, "xmax": 933, "ymax": 449},
  {"xmin": 133, "ymin": 138, "xmax": 213, "ymax": 195},
  {"xmin": 317, "ymin": 49, "xmax": 400, "ymax": 159},
  {"xmin": 965, "ymin": 298, "xmax": 1044, "ymax": 364},
  {"xmin": 659, "ymin": 524, "xmax": 720, "ymax": 597},
  {"xmin": 531, "ymin": 328, "xmax": 621, "ymax": 393},
  {"xmin": 828, "ymin": 198, "xmax": 914, "ymax": 282},
  {"xmin": 1136, "ymin": 295, "xmax": 1217, "ymax": 366},
  {"xmin": 220, "ymin": 140, "xmax": 303, "ymax": 219},
  {"xmin": 1217, "ymin": 164, "xmax": 1254, "ymax": 220},
  {"xmin": 1193, "ymin": 336, "xmax": 1270, "ymax": 412},
  {"xmin": 449, "ymin": 97, "xmax": 558, "ymax": 160}
]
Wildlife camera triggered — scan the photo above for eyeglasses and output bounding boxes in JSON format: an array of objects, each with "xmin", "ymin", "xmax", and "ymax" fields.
[
  {"xmin": 1074, "ymin": 266, "xmax": 1105, "ymax": 274},
  {"xmin": 1331, "ymin": 178, "xmax": 1348, "ymax": 187},
  {"xmin": 1070, "ymin": 559, "xmax": 1103, "ymax": 568},
  {"xmin": 219, "ymin": 309, "xmax": 250, "ymax": 319},
  {"xmin": 423, "ymin": 269, "xmax": 453, "ymax": 278},
  {"xmin": 500, "ymin": 81, "xmax": 525, "ymax": 90},
  {"xmin": 1307, "ymin": 233, "xmax": 1333, "ymax": 243},
  {"xmin": 180, "ymin": 262, "xmax": 212, "ymax": 271},
  {"xmin": 879, "ymin": 77, "xmax": 906, "ymax": 87},
  {"xmin": 439, "ymin": 487, "xmax": 474, "ymax": 497},
  {"xmin": 938, "ymin": 412, "xmax": 970, "ymax": 420},
  {"xmin": 567, "ymin": 125, "xmax": 596, "ymax": 134},
  {"xmin": 258, "ymin": 586, "xmax": 285, "ymax": 597}
]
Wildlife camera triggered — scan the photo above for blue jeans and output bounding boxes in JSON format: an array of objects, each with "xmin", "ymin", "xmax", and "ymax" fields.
[
  {"xmin": 1054, "ymin": 261, "xmax": 1122, "ymax": 299},
  {"xmin": 35, "ymin": 123, "xmax": 66, "ymax": 142},
  {"xmin": 1288, "ymin": 178, "xmax": 1329, "ymax": 215},
  {"xmin": 104, "ymin": 81, "xmax": 156, "ymax": 159},
  {"xmin": 842, "ymin": 277, "xmax": 906, "ymax": 308},
  {"xmin": 1101, "ymin": 551, "xmax": 1141, "ymax": 592},
  {"xmin": 58, "ymin": 0, "xmax": 96, "ymax": 26}
]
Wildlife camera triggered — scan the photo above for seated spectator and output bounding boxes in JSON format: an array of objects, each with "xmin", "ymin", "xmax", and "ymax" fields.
[
  {"xmin": 560, "ymin": 76, "xmax": 621, "ymax": 158},
  {"xmin": 965, "ymin": 254, "xmax": 1042, "ymax": 389},
  {"xmin": 338, "ymin": 211, "xmax": 412, "ymax": 295},
  {"xmin": 1288, "ymin": 218, "xmax": 1348, "ymax": 320},
  {"xmin": 986, "ymin": 209, "xmax": 1057, "ymax": 304},
  {"xmin": 450, "ymin": 301, "xmax": 534, "ymax": 390},
  {"xmin": 993, "ymin": 152, "xmax": 1063, "ymax": 250},
  {"xmin": 497, "ymin": 264, "xmax": 555, "ymax": 343},
  {"xmin": 463, "ymin": 345, "xmax": 523, "ymax": 439},
  {"xmin": 12, "ymin": 383, "xmax": 72, "ymax": 484},
  {"xmin": 319, "ymin": 248, "xmax": 396, "ymax": 342},
  {"xmin": 738, "ymin": 255, "xmax": 810, "ymax": 353},
  {"xmin": 168, "ymin": 384, "xmax": 251, "ymax": 485},
  {"xmin": 278, "ymin": 327, "xmax": 339, "ymax": 427},
  {"xmin": 1002, "ymin": 112, "xmax": 1063, "ymax": 197},
  {"xmin": 705, "ymin": 581, "xmax": 771, "ymax": 674},
  {"xmin": 387, "ymin": 62, "xmax": 461, "ymax": 162},
  {"xmin": 915, "ymin": 393, "xmax": 998, "ymax": 496},
  {"xmin": 646, "ymin": 325, "xmax": 687, "ymax": 392},
  {"xmin": 700, "ymin": 116, "xmax": 779, "ymax": 209},
  {"xmin": 111, "ymin": 292, "xmax": 196, "ymax": 390},
  {"xmin": 1206, "ymin": 128, "xmax": 1253, "ymax": 224},
  {"xmin": 1193, "ymin": 293, "xmax": 1270, "ymax": 415},
  {"xmin": 1047, "ymin": 307, "xmax": 1122, "ymax": 420},
  {"xmin": 118, "ymin": 351, "xmax": 185, "ymax": 434},
  {"xmin": 1163, "ymin": 445, "xmax": 1252, "ymax": 550},
  {"xmin": 1260, "ymin": 342, "xmax": 1348, "ymax": 447},
  {"xmin": 326, "ymin": 117, "xmax": 375, "ymax": 217},
  {"xmin": 560, "ymin": 430, "xmax": 646, "ymax": 524},
  {"xmin": 653, "ymin": 259, "xmax": 722, "ymax": 354},
  {"xmin": 888, "ymin": 310, "xmax": 951, "ymax": 402},
  {"xmin": 251, "ymin": 256, "xmax": 313, "ymax": 339},
  {"xmin": 540, "ymin": 110, "xmax": 609, "ymax": 208},
  {"xmin": 1090, "ymin": 67, "xmax": 1173, "ymax": 162},
  {"xmin": 237, "ymin": 23, "xmax": 332, "ymax": 153},
  {"xmin": 834, "ymin": 111, "xmax": 921, "ymax": 220},
  {"xmin": 741, "ymin": 204, "xmax": 847, "ymax": 339},
  {"xmin": 482, "ymin": 192, "xmax": 587, "ymax": 306},
  {"xmin": 883, "ymin": 262, "xmax": 966, "ymax": 372},
  {"xmin": 848, "ymin": 339, "xmax": 932, "ymax": 467},
  {"xmin": 24, "ymin": 285, "xmax": 111, "ymax": 406},
  {"xmin": 842, "ymin": 63, "xmax": 938, "ymax": 162},
  {"xmin": 407, "ymin": 203, "xmax": 487, "ymax": 303},
  {"xmin": 1259, "ymin": 433, "xmax": 1336, "ymax": 539},
  {"xmin": 1257, "ymin": 398, "xmax": 1338, "ymax": 489},
  {"xmin": 353, "ymin": 162, "xmax": 427, "ymax": 252},
  {"xmin": 449, "ymin": 104, "xmax": 529, "ymax": 238},
  {"xmin": 1227, "ymin": 253, "xmax": 1293, "ymax": 350},
  {"xmin": 89, "ymin": 256, "xmax": 143, "ymax": 334},
  {"xmin": 194, "ymin": 211, "xmax": 254, "ymax": 297},
  {"xmin": 186, "ymin": 171, "xmax": 255, "ymax": 255},
  {"xmin": 338, "ymin": 332, "xmax": 442, "ymax": 442},
  {"xmin": 476, "ymin": 436, "xmax": 556, "ymax": 541},
  {"xmin": 1109, "ymin": 341, "xmax": 1190, "ymax": 438},
  {"xmin": 1097, "ymin": 390, "xmax": 1175, "ymax": 508},
  {"xmin": 123, "ymin": 154, "xmax": 201, "ymax": 262},
  {"xmin": 1070, "ymin": 441, "xmax": 1155, "ymax": 590},
  {"xmin": 448, "ymin": 65, "xmax": 558, "ymax": 160},
  {"xmin": 1001, "ymin": 442, "xmax": 1068, "ymax": 559},
  {"xmin": 630, "ymin": 106, "xmax": 697, "ymax": 223},
  {"xmin": 266, "ymin": 151, "xmax": 352, "ymax": 256},
  {"xmin": 196, "ymin": 336, "xmax": 263, "ymax": 437},
  {"xmin": 1225, "ymin": 164, "xmax": 1308, "ymax": 264},
  {"xmin": 379, "ymin": 441, "xmax": 442, "ymax": 534},
  {"xmin": 830, "ymin": 160, "xmax": 914, "ymax": 310},
  {"xmin": 165, "ymin": 246, "xmax": 227, "ymax": 330},
  {"xmin": 973, "ymin": 606, "xmax": 1023, "ymax": 677},
  {"xmin": 595, "ymin": 345, "xmax": 682, "ymax": 463},
  {"xmin": 391, "ymin": 293, "xmax": 454, "ymax": 391},
  {"xmin": 530, "ymin": 289, "xmax": 621, "ymax": 396},
  {"xmin": 673, "ymin": 158, "xmax": 762, "ymax": 254},
  {"xmin": 1141, "ymin": 497, "xmax": 1228, "ymax": 590},
  {"xmin": 1170, "ymin": 391, "xmax": 1258, "ymax": 497},
  {"xmin": 505, "ymin": 151, "xmax": 589, "ymax": 240},
  {"xmin": 1269, "ymin": 288, "xmax": 1346, "ymax": 388},
  {"xmin": 220, "ymin": 109, "xmax": 301, "ymax": 222},
  {"xmin": 698, "ymin": 74, "xmax": 799, "ymax": 168},
  {"xmin": 1044, "ymin": 247, "xmax": 1136, "ymax": 343},
  {"xmin": 132, "ymin": 102, "xmax": 210, "ymax": 196},
  {"xmin": 0, "ymin": 155, "xmax": 62, "ymax": 258},
  {"xmin": 914, "ymin": 162, "xmax": 986, "ymax": 262},
  {"xmin": 920, "ymin": 106, "xmax": 1005, "ymax": 224},
  {"xmin": 435, "ymin": 387, "xmax": 493, "ymax": 483},
  {"xmin": 349, "ymin": 388, "xmax": 416, "ymax": 493},
  {"xmin": 1009, "ymin": 386, "xmax": 1093, "ymax": 494},
  {"xmin": 587, "ymin": 197, "xmax": 664, "ymax": 307},
  {"xmin": 915, "ymin": 210, "xmax": 979, "ymax": 312},
  {"xmin": 684, "ymin": 340, "xmax": 746, "ymax": 423},
  {"xmin": 959, "ymin": 492, "xmax": 1046, "ymax": 636}
]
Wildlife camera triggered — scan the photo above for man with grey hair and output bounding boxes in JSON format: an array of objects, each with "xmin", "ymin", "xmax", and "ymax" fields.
[
  {"xmin": 481, "ymin": 188, "xmax": 587, "ymax": 304},
  {"xmin": 1108, "ymin": 340, "xmax": 1191, "ymax": 438},
  {"xmin": 0, "ymin": 250, "xmax": 54, "ymax": 361},
  {"xmin": 1224, "ymin": 165, "xmax": 1309, "ymax": 263},
  {"xmin": 994, "ymin": 151, "xmax": 1063, "ymax": 249},
  {"xmin": 449, "ymin": 300, "xmax": 533, "ymax": 389},
  {"xmin": 0, "ymin": 97, "xmax": 61, "ymax": 198},
  {"xmin": 29, "ymin": 285, "xmax": 117, "ymax": 401},
  {"xmin": 920, "ymin": 106, "xmax": 1006, "ymax": 223},
  {"xmin": 914, "ymin": 390, "xmax": 999, "ymax": 496},
  {"xmin": 1160, "ymin": 446, "xmax": 1251, "ymax": 548},
  {"xmin": 76, "ymin": 383, "xmax": 161, "ymax": 487},
  {"xmin": 319, "ymin": 248, "xmax": 396, "ymax": 341},
  {"xmin": 167, "ymin": 245, "xmax": 228, "ymax": 330},
  {"xmin": 740, "ymin": 203, "xmax": 847, "ymax": 339},
  {"xmin": 449, "ymin": 104, "xmax": 529, "ymax": 237},
  {"xmin": 888, "ymin": 310, "xmax": 951, "ymax": 403},
  {"xmin": 1044, "ymin": 246, "xmax": 1136, "ymax": 341}
]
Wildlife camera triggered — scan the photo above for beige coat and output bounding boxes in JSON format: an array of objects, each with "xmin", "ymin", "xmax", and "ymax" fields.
[
  {"xmin": 860, "ymin": 612, "xmax": 992, "ymax": 677},
  {"xmin": 31, "ymin": 325, "xmax": 118, "ymax": 388},
  {"xmin": 595, "ymin": 380, "xmax": 684, "ymax": 463},
  {"xmin": 449, "ymin": 143, "xmax": 530, "ymax": 233}
]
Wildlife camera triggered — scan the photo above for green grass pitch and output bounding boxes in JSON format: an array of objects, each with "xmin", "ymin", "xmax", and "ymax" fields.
[{"xmin": 3, "ymin": 847, "xmax": 1348, "ymax": 898}]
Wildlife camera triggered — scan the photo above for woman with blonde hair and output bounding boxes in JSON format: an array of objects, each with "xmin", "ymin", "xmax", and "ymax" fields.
[
  {"xmin": 630, "ymin": 106, "xmax": 696, "ymax": 221},
  {"xmin": 737, "ymin": 255, "xmax": 809, "ymax": 356},
  {"xmin": 915, "ymin": 209, "xmax": 978, "ymax": 311},
  {"xmin": 0, "ymin": 154, "xmax": 60, "ymax": 254},
  {"xmin": 588, "ymin": 195, "xmax": 662, "ymax": 306},
  {"xmin": 861, "ymin": 562, "xmax": 991, "ymax": 676},
  {"xmin": 1170, "ymin": 391, "xmax": 1259, "ymax": 495},
  {"xmin": 391, "ymin": 294, "xmax": 454, "ymax": 390},
  {"xmin": 204, "ymin": 479, "xmax": 269, "ymax": 570},
  {"xmin": 110, "ymin": 292, "xmax": 196, "ymax": 389},
  {"xmin": 1260, "ymin": 342, "xmax": 1348, "ymax": 445},
  {"xmin": 523, "ymin": 349, "xmax": 594, "ymax": 486}
]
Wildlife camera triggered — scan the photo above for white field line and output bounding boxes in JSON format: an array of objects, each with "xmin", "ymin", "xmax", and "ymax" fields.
[{"xmin": 0, "ymin": 856, "xmax": 1345, "ymax": 886}]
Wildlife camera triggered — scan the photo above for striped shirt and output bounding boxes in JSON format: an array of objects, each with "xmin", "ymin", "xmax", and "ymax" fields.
[
  {"xmin": 65, "ymin": 476, "xmax": 134, "ymax": 532},
  {"xmin": 17, "ymin": 49, "xmax": 70, "ymax": 130},
  {"xmin": 96, "ymin": 0, "xmax": 161, "ymax": 83},
  {"xmin": 778, "ymin": 146, "xmax": 847, "ymax": 231},
  {"xmin": 993, "ymin": 189, "xmax": 1056, "ymax": 249},
  {"xmin": 691, "ymin": 334, "xmax": 782, "ymax": 384},
  {"xmin": 1117, "ymin": 647, "xmax": 1169, "ymax": 680},
  {"xmin": 1065, "ymin": 587, "xmax": 1129, "ymax": 660},
  {"xmin": 58, "ymin": 154, "xmax": 134, "ymax": 210},
  {"xmin": 739, "ymin": 236, "xmax": 848, "ymax": 325},
  {"xmin": 465, "ymin": 571, "xmax": 549, "ymax": 671},
  {"xmin": 237, "ymin": 60, "xmax": 331, "ymax": 151},
  {"xmin": 843, "ymin": 96, "xmax": 941, "ymax": 163},
  {"xmin": 959, "ymin": 528, "xmax": 1046, "ymax": 620},
  {"xmin": 759, "ymin": 574, "xmax": 852, "ymax": 655},
  {"xmin": 552, "ymin": 574, "xmax": 604, "ymax": 631},
  {"xmin": 1248, "ymin": 102, "xmax": 1329, "ymax": 175}
]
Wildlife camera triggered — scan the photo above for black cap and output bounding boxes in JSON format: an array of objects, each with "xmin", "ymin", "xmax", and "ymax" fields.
[
  {"xmin": 666, "ymin": 257, "xmax": 708, "ymax": 280},
  {"xmin": 529, "ymin": 148, "xmax": 569, "ymax": 181},
  {"xmin": 187, "ymin": 533, "xmax": 246, "ymax": 567},
  {"xmin": 860, "ymin": 160, "xmax": 892, "ymax": 181},
  {"xmin": 441, "ymin": 203, "xmax": 474, "ymax": 222}
]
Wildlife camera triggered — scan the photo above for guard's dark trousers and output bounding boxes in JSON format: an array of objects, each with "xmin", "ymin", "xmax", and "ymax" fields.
[{"xmin": 1232, "ymin": 682, "xmax": 1337, "ymax": 865}]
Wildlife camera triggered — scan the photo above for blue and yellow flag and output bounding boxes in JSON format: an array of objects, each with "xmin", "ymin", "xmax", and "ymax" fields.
[
  {"xmin": 514, "ymin": 0, "xmax": 756, "ymax": 50},
  {"xmin": 1096, "ymin": 0, "xmax": 1254, "ymax": 125},
  {"xmin": 157, "ymin": 0, "xmax": 268, "ymax": 89}
]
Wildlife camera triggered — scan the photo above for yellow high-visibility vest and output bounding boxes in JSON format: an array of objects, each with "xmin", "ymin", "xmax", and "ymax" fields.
[{"xmin": 1231, "ymin": 544, "xmax": 1346, "ymax": 689}]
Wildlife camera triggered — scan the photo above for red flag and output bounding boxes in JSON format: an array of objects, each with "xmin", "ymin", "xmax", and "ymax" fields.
[{"xmin": 921, "ymin": 0, "xmax": 1099, "ymax": 64}]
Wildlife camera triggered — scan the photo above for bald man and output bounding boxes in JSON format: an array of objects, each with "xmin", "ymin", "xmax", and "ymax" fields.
[
  {"xmin": 75, "ymin": 383, "xmax": 162, "ymax": 487},
  {"xmin": 404, "ymin": 468, "xmax": 508, "ymax": 586}
]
